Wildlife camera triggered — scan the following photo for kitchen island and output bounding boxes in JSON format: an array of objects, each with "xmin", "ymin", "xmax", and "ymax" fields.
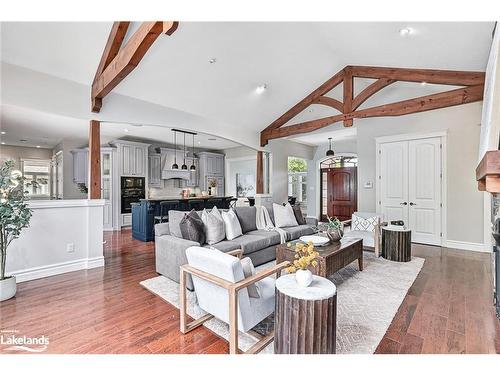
[{"xmin": 131, "ymin": 196, "xmax": 234, "ymax": 241}]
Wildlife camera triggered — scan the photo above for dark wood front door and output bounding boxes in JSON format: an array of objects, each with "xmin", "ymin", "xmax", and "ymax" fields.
[{"xmin": 324, "ymin": 167, "xmax": 357, "ymax": 221}]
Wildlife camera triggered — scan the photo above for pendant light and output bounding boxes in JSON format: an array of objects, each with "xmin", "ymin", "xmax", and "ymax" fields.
[
  {"xmin": 190, "ymin": 133, "xmax": 196, "ymax": 170},
  {"xmin": 172, "ymin": 130, "xmax": 179, "ymax": 169},
  {"xmin": 181, "ymin": 133, "xmax": 188, "ymax": 170},
  {"xmin": 326, "ymin": 137, "xmax": 335, "ymax": 156}
]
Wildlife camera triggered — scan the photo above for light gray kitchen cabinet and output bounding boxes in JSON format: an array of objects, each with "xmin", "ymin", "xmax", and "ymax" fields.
[
  {"xmin": 110, "ymin": 140, "xmax": 150, "ymax": 177},
  {"xmin": 185, "ymin": 157, "xmax": 199, "ymax": 187},
  {"xmin": 198, "ymin": 151, "xmax": 225, "ymax": 195},
  {"xmin": 149, "ymin": 154, "xmax": 162, "ymax": 187},
  {"xmin": 71, "ymin": 149, "xmax": 88, "ymax": 184}
]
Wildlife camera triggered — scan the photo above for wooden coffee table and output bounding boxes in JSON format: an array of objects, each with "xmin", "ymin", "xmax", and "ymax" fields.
[{"xmin": 276, "ymin": 237, "xmax": 363, "ymax": 278}]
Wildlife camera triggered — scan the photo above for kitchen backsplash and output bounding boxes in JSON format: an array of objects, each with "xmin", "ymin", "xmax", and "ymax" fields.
[{"xmin": 148, "ymin": 180, "xmax": 200, "ymax": 198}]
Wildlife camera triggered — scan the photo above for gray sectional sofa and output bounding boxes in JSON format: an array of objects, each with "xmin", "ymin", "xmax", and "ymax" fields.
[{"xmin": 154, "ymin": 205, "xmax": 318, "ymax": 289}]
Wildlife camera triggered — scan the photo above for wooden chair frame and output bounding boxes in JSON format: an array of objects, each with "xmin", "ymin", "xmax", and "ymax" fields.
[{"xmin": 179, "ymin": 249, "xmax": 289, "ymax": 354}]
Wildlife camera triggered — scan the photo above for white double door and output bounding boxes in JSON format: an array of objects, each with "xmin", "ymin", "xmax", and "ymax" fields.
[{"xmin": 379, "ymin": 136, "xmax": 442, "ymax": 245}]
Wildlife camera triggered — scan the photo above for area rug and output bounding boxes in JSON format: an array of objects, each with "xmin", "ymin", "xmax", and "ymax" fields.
[{"xmin": 140, "ymin": 252, "xmax": 424, "ymax": 354}]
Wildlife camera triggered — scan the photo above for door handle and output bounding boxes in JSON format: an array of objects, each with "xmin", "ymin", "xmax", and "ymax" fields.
[
  {"xmin": 400, "ymin": 202, "xmax": 407, "ymax": 205},
  {"xmin": 409, "ymin": 202, "xmax": 416, "ymax": 206}
]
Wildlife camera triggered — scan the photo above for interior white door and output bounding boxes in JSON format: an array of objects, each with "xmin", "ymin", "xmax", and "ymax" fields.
[
  {"xmin": 408, "ymin": 137, "xmax": 442, "ymax": 245},
  {"xmin": 379, "ymin": 141, "xmax": 409, "ymax": 224}
]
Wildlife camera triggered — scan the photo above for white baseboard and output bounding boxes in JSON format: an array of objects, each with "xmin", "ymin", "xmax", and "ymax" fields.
[
  {"xmin": 11, "ymin": 256, "xmax": 105, "ymax": 283},
  {"xmin": 444, "ymin": 240, "xmax": 489, "ymax": 253}
]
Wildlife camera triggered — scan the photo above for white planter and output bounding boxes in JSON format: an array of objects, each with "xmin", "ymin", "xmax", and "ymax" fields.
[
  {"xmin": 295, "ymin": 269, "xmax": 313, "ymax": 287},
  {"xmin": 0, "ymin": 276, "xmax": 17, "ymax": 301}
]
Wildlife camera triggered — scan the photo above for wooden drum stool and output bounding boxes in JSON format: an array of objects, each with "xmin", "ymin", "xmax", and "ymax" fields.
[
  {"xmin": 274, "ymin": 274, "xmax": 337, "ymax": 354},
  {"xmin": 381, "ymin": 226, "xmax": 412, "ymax": 262}
]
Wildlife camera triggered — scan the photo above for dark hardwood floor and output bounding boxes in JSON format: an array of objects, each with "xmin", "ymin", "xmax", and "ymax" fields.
[{"xmin": 0, "ymin": 229, "xmax": 498, "ymax": 354}]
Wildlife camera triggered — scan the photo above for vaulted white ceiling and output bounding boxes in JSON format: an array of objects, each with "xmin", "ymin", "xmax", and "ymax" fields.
[{"xmin": 0, "ymin": 22, "xmax": 495, "ymax": 145}]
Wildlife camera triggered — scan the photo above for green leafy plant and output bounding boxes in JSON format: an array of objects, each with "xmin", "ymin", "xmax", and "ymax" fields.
[
  {"xmin": 0, "ymin": 160, "xmax": 33, "ymax": 280},
  {"xmin": 325, "ymin": 215, "xmax": 343, "ymax": 230},
  {"xmin": 288, "ymin": 157, "xmax": 307, "ymax": 173}
]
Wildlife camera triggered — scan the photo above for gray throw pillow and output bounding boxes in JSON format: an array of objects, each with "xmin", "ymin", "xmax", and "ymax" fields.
[
  {"xmin": 179, "ymin": 210, "xmax": 206, "ymax": 244},
  {"xmin": 292, "ymin": 205, "xmax": 306, "ymax": 225},
  {"xmin": 168, "ymin": 210, "xmax": 185, "ymax": 238},
  {"xmin": 201, "ymin": 207, "xmax": 226, "ymax": 245}
]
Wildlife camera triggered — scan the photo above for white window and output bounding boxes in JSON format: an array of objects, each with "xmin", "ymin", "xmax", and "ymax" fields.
[
  {"xmin": 22, "ymin": 159, "xmax": 51, "ymax": 198},
  {"xmin": 287, "ymin": 157, "xmax": 308, "ymax": 213}
]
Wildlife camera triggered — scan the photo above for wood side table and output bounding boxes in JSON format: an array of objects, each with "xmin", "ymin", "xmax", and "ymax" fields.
[
  {"xmin": 274, "ymin": 274, "xmax": 337, "ymax": 354},
  {"xmin": 381, "ymin": 226, "xmax": 412, "ymax": 262}
]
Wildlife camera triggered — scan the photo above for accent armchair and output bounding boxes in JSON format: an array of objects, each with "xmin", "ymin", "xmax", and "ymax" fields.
[
  {"xmin": 342, "ymin": 212, "xmax": 385, "ymax": 257},
  {"xmin": 180, "ymin": 246, "xmax": 289, "ymax": 354}
]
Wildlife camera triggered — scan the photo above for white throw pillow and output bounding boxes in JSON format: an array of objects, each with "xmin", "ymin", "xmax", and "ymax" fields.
[
  {"xmin": 240, "ymin": 257, "xmax": 261, "ymax": 298},
  {"xmin": 201, "ymin": 207, "xmax": 226, "ymax": 245},
  {"xmin": 221, "ymin": 209, "xmax": 243, "ymax": 240},
  {"xmin": 352, "ymin": 214, "xmax": 378, "ymax": 232},
  {"xmin": 273, "ymin": 203, "xmax": 299, "ymax": 228}
]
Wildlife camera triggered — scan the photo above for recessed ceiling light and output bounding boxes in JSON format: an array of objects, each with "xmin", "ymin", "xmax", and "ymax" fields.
[
  {"xmin": 124, "ymin": 128, "xmax": 130, "ymax": 133},
  {"xmin": 421, "ymin": 81, "xmax": 427, "ymax": 86},
  {"xmin": 208, "ymin": 138, "xmax": 217, "ymax": 141},
  {"xmin": 36, "ymin": 145, "xmax": 41, "ymax": 148},
  {"xmin": 308, "ymin": 109, "xmax": 314, "ymax": 113},
  {"xmin": 255, "ymin": 84, "xmax": 268, "ymax": 95},
  {"xmin": 1, "ymin": 142, "xmax": 5, "ymax": 145},
  {"xmin": 399, "ymin": 27, "xmax": 412, "ymax": 36},
  {"xmin": 1, "ymin": 131, "xmax": 5, "ymax": 135},
  {"xmin": 209, "ymin": 58, "xmax": 217, "ymax": 64},
  {"xmin": 198, "ymin": 141, "xmax": 201, "ymax": 145}
]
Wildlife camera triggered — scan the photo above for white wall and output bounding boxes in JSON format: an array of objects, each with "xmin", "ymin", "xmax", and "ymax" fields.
[
  {"xmin": 263, "ymin": 139, "xmax": 316, "ymax": 204},
  {"xmin": 356, "ymin": 102, "xmax": 484, "ymax": 244},
  {"xmin": 0, "ymin": 145, "xmax": 53, "ymax": 170},
  {"xmin": 6, "ymin": 200, "xmax": 105, "ymax": 282}
]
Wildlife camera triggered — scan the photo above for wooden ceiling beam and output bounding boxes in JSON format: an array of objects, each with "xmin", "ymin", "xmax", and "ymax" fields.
[
  {"xmin": 91, "ymin": 21, "xmax": 178, "ymax": 112},
  {"xmin": 261, "ymin": 84, "xmax": 484, "ymax": 144},
  {"xmin": 262, "ymin": 69, "xmax": 345, "ymax": 133},
  {"xmin": 352, "ymin": 78, "xmax": 395, "ymax": 110},
  {"xmin": 311, "ymin": 96, "xmax": 343, "ymax": 112},
  {"xmin": 343, "ymin": 66, "xmax": 353, "ymax": 127},
  {"xmin": 350, "ymin": 65, "xmax": 485, "ymax": 86},
  {"xmin": 91, "ymin": 22, "xmax": 130, "ymax": 112}
]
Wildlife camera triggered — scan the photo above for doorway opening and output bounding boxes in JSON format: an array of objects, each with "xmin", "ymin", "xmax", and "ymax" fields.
[
  {"xmin": 288, "ymin": 157, "xmax": 308, "ymax": 214},
  {"xmin": 320, "ymin": 156, "xmax": 358, "ymax": 222}
]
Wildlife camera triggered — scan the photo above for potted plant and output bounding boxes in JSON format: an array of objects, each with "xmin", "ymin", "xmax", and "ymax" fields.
[
  {"xmin": 0, "ymin": 160, "xmax": 33, "ymax": 301},
  {"xmin": 208, "ymin": 178, "xmax": 217, "ymax": 196},
  {"xmin": 285, "ymin": 241, "xmax": 319, "ymax": 287},
  {"xmin": 324, "ymin": 216, "xmax": 344, "ymax": 242}
]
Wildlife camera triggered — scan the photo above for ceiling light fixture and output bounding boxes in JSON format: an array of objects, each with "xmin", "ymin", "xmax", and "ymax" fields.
[
  {"xmin": 1, "ymin": 131, "xmax": 5, "ymax": 135},
  {"xmin": 421, "ymin": 81, "xmax": 427, "ymax": 86},
  {"xmin": 209, "ymin": 58, "xmax": 217, "ymax": 64},
  {"xmin": 123, "ymin": 128, "xmax": 130, "ymax": 133},
  {"xmin": 255, "ymin": 84, "xmax": 267, "ymax": 95},
  {"xmin": 1, "ymin": 142, "xmax": 5, "ymax": 145},
  {"xmin": 36, "ymin": 145, "xmax": 41, "ymax": 148},
  {"xmin": 399, "ymin": 27, "xmax": 412, "ymax": 36},
  {"xmin": 172, "ymin": 130, "xmax": 179, "ymax": 169},
  {"xmin": 181, "ymin": 133, "xmax": 188, "ymax": 170},
  {"xmin": 326, "ymin": 137, "xmax": 335, "ymax": 157},
  {"xmin": 190, "ymin": 134, "xmax": 196, "ymax": 171}
]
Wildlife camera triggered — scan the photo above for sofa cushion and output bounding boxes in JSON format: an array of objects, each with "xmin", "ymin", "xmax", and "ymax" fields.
[
  {"xmin": 282, "ymin": 224, "xmax": 315, "ymax": 241},
  {"xmin": 343, "ymin": 230, "xmax": 374, "ymax": 248},
  {"xmin": 232, "ymin": 234, "xmax": 274, "ymax": 254},
  {"xmin": 204, "ymin": 240, "xmax": 241, "ymax": 253},
  {"xmin": 179, "ymin": 210, "xmax": 206, "ymax": 244},
  {"xmin": 201, "ymin": 207, "xmax": 225, "ymax": 245},
  {"xmin": 168, "ymin": 210, "xmax": 186, "ymax": 238},
  {"xmin": 246, "ymin": 230, "xmax": 281, "ymax": 246},
  {"xmin": 222, "ymin": 209, "xmax": 243, "ymax": 240},
  {"xmin": 273, "ymin": 203, "xmax": 298, "ymax": 228},
  {"xmin": 234, "ymin": 206, "xmax": 257, "ymax": 233},
  {"xmin": 292, "ymin": 205, "xmax": 306, "ymax": 225}
]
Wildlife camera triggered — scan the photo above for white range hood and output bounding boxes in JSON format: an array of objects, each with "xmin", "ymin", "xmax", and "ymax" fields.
[{"xmin": 161, "ymin": 168, "xmax": 190, "ymax": 180}]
